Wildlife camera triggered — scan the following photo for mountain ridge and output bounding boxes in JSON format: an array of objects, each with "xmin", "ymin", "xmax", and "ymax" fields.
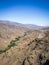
[{"xmin": 0, "ymin": 20, "xmax": 47, "ymax": 29}]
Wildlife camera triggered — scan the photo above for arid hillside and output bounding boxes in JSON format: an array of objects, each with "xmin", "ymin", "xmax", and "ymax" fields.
[
  {"xmin": 0, "ymin": 21, "xmax": 49, "ymax": 65},
  {"xmin": 0, "ymin": 21, "xmax": 30, "ymax": 50}
]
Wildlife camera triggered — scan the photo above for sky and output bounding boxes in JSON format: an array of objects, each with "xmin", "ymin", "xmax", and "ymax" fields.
[{"xmin": 0, "ymin": 0, "xmax": 49, "ymax": 26}]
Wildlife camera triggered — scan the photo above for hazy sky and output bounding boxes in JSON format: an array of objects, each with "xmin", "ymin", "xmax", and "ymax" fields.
[{"xmin": 0, "ymin": 0, "xmax": 49, "ymax": 26}]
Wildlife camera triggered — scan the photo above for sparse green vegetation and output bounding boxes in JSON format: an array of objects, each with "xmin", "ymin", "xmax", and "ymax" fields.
[
  {"xmin": 0, "ymin": 33, "xmax": 27, "ymax": 54},
  {"xmin": 24, "ymin": 32, "xmax": 27, "ymax": 36},
  {"xmin": 15, "ymin": 36, "xmax": 21, "ymax": 41},
  {"xmin": 0, "ymin": 50, "xmax": 4, "ymax": 54},
  {"xmin": 0, "ymin": 36, "xmax": 21, "ymax": 54}
]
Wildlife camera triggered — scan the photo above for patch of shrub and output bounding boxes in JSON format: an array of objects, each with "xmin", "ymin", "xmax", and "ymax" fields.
[
  {"xmin": 24, "ymin": 32, "xmax": 27, "ymax": 36},
  {"xmin": 0, "ymin": 36, "xmax": 21, "ymax": 54},
  {"xmin": 0, "ymin": 50, "xmax": 3, "ymax": 54},
  {"xmin": 15, "ymin": 36, "xmax": 21, "ymax": 41},
  {"xmin": 10, "ymin": 40, "xmax": 16, "ymax": 44}
]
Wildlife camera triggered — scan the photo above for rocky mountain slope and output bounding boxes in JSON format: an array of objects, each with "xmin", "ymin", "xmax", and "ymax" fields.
[
  {"xmin": 0, "ymin": 21, "xmax": 49, "ymax": 65},
  {"xmin": 0, "ymin": 21, "xmax": 30, "ymax": 50}
]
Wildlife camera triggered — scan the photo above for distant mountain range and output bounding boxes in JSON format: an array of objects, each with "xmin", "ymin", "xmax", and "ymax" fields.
[{"xmin": 0, "ymin": 20, "xmax": 49, "ymax": 29}]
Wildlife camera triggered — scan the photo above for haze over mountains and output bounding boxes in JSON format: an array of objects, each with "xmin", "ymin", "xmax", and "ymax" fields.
[
  {"xmin": 0, "ymin": 20, "xmax": 49, "ymax": 65},
  {"xmin": 0, "ymin": 20, "xmax": 47, "ymax": 29}
]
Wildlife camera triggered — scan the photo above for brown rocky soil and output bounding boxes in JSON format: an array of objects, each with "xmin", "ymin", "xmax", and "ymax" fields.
[{"xmin": 0, "ymin": 22, "xmax": 49, "ymax": 65}]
